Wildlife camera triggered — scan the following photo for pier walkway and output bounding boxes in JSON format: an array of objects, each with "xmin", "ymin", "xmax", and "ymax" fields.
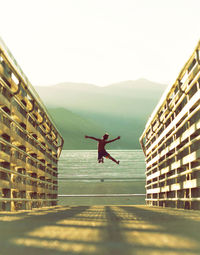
[{"xmin": 0, "ymin": 205, "xmax": 200, "ymax": 255}]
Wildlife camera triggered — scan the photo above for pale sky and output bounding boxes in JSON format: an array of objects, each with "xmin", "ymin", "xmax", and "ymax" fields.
[{"xmin": 0, "ymin": 0, "xmax": 199, "ymax": 86}]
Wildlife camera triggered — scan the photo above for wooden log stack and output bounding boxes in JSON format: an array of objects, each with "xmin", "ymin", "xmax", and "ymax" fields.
[
  {"xmin": 0, "ymin": 38, "xmax": 64, "ymax": 211},
  {"xmin": 140, "ymin": 41, "xmax": 200, "ymax": 210}
]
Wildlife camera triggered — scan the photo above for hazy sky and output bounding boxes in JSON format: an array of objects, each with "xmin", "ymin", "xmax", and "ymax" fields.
[{"xmin": 0, "ymin": 0, "xmax": 199, "ymax": 86}]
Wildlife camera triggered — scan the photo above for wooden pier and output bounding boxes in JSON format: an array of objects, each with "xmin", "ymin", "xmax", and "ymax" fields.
[
  {"xmin": 140, "ymin": 41, "xmax": 200, "ymax": 209},
  {"xmin": 1, "ymin": 37, "xmax": 200, "ymax": 254},
  {"xmin": 0, "ymin": 38, "xmax": 64, "ymax": 211},
  {"xmin": 0, "ymin": 205, "xmax": 200, "ymax": 255}
]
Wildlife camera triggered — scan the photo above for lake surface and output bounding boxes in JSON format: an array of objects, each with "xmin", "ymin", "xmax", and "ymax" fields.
[
  {"xmin": 58, "ymin": 150, "xmax": 146, "ymax": 205},
  {"xmin": 58, "ymin": 150, "xmax": 146, "ymax": 180}
]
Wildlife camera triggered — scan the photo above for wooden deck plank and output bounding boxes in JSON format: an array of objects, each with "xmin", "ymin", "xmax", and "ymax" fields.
[{"xmin": 1, "ymin": 205, "xmax": 200, "ymax": 255}]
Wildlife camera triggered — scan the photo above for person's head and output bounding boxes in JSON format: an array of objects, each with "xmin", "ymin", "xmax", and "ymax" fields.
[{"xmin": 103, "ymin": 133, "xmax": 109, "ymax": 140}]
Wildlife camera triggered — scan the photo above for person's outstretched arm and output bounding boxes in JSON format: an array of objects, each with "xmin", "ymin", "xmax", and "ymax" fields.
[
  {"xmin": 106, "ymin": 136, "xmax": 120, "ymax": 144},
  {"xmin": 85, "ymin": 135, "xmax": 100, "ymax": 141}
]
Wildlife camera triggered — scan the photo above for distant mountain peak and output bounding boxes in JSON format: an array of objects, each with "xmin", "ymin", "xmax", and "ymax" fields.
[
  {"xmin": 105, "ymin": 79, "xmax": 167, "ymax": 89},
  {"xmin": 35, "ymin": 78, "xmax": 167, "ymax": 149},
  {"xmin": 52, "ymin": 82, "xmax": 98, "ymax": 90},
  {"xmin": 35, "ymin": 78, "xmax": 167, "ymax": 89}
]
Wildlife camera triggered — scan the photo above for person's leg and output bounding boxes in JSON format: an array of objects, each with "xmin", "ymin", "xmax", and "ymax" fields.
[
  {"xmin": 98, "ymin": 158, "xmax": 104, "ymax": 163},
  {"xmin": 107, "ymin": 154, "xmax": 120, "ymax": 164},
  {"xmin": 98, "ymin": 151, "xmax": 102, "ymax": 163}
]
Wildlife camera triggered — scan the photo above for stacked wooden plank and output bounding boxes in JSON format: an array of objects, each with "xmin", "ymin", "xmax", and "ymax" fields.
[
  {"xmin": 140, "ymin": 41, "xmax": 200, "ymax": 209},
  {"xmin": 0, "ymin": 38, "xmax": 64, "ymax": 211}
]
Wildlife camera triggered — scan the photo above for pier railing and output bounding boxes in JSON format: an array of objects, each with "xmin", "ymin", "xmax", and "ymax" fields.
[
  {"xmin": 0, "ymin": 38, "xmax": 64, "ymax": 211},
  {"xmin": 140, "ymin": 40, "xmax": 200, "ymax": 209}
]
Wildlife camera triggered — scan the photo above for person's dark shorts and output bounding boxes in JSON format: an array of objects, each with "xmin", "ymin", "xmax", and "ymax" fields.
[{"xmin": 98, "ymin": 150, "xmax": 110, "ymax": 160}]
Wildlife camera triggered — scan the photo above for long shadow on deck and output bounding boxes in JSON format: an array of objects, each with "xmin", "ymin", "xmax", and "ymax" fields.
[
  {"xmin": 0, "ymin": 205, "xmax": 200, "ymax": 255},
  {"xmin": 119, "ymin": 205, "xmax": 200, "ymax": 255},
  {"xmin": 0, "ymin": 206, "xmax": 89, "ymax": 255}
]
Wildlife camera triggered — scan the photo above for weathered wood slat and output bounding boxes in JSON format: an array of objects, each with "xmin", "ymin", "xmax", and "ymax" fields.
[
  {"xmin": 140, "ymin": 40, "xmax": 200, "ymax": 210},
  {"xmin": 58, "ymin": 194, "xmax": 146, "ymax": 197},
  {"xmin": 0, "ymin": 38, "xmax": 63, "ymax": 211}
]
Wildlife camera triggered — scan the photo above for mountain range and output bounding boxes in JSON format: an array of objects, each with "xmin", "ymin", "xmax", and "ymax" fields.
[{"xmin": 35, "ymin": 79, "xmax": 167, "ymax": 149}]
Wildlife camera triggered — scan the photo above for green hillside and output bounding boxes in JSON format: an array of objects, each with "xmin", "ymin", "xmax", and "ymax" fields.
[
  {"xmin": 47, "ymin": 108, "xmax": 106, "ymax": 149},
  {"xmin": 36, "ymin": 79, "xmax": 167, "ymax": 149}
]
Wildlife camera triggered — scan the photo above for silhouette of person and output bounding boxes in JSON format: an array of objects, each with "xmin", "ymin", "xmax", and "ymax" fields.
[{"xmin": 85, "ymin": 133, "xmax": 120, "ymax": 164}]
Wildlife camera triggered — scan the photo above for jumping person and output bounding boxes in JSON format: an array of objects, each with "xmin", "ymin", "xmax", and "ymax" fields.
[{"xmin": 85, "ymin": 133, "xmax": 120, "ymax": 164}]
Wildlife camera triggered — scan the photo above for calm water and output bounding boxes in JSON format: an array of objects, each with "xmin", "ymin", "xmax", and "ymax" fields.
[{"xmin": 58, "ymin": 150, "xmax": 146, "ymax": 180}]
